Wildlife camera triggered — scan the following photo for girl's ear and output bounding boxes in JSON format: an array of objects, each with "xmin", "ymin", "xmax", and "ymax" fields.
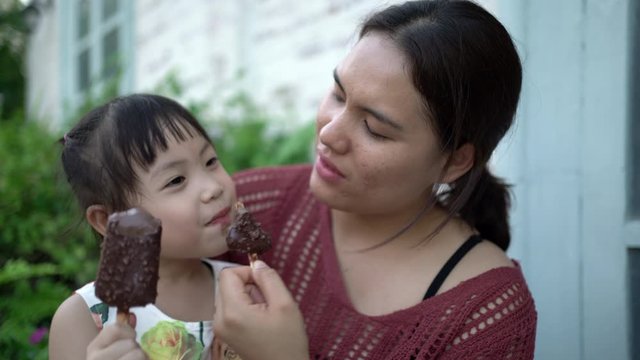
[
  {"xmin": 86, "ymin": 205, "xmax": 109, "ymax": 236},
  {"xmin": 442, "ymin": 143, "xmax": 475, "ymax": 184}
]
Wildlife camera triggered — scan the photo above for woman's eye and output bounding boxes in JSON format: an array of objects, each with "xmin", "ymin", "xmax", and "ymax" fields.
[
  {"xmin": 206, "ymin": 157, "xmax": 218, "ymax": 167},
  {"xmin": 165, "ymin": 176, "xmax": 185, "ymax": 188},
  {"xmin": 332, "ymin": 91, "xmax": 345, "ymax": 103},
  {"xmin": 364, "ymin": 119, "xmax": 388, "ymax": 140}
]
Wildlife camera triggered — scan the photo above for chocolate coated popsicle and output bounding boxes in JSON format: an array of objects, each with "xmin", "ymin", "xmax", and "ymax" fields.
[
  {"xmin": 95, "ymin": 208, "xmax": 162, "ymax": 318},
  {"xmin": 226, "ymin": 202, "xmax": 271, "ymax": 262}
]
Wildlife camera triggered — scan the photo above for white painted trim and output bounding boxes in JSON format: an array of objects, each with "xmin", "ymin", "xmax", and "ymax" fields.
[{"xmin": 60, "ymin": 0, "xmax": 133, "ymax": 119}]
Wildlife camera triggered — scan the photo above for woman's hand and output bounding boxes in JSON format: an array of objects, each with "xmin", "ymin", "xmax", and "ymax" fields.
[
  {"xmin": 86, "ymin": 321, "xmax": 146, "ymax": 360},
  {"xmin": 214, "ymin": 261, "xmax": 310, "ymax": 360}
]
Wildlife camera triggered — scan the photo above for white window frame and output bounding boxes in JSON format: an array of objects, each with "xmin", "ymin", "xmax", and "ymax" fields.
[{"xmin": 60, "ymin": 0, "xmax": 133, "ymax": 118}]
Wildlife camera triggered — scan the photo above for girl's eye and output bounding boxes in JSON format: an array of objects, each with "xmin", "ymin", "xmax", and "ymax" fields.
[
  {"xmin": 165, "ymin": 176, "xmax": 185, "ymax": 188},
  {"xmin": 332, "ymin": 92, "xmax": 345, "ymax": 103},
  {"xmin": 364, "ymin": 119, "xmax": 388, "ymax": 140},
  {"xmin": 206, "ymin": 157, "xmax": 218, "ymax": 167}
]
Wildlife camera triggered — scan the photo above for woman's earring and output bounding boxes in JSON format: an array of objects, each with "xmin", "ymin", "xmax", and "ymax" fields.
[{"xmin": 432, "ymin": 183, "xmax": 451, "ymax": 196}]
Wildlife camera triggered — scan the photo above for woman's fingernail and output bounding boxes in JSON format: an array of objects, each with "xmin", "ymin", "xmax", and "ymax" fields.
[{"xmin": 252, "ymin": 260, "xmax": 268, "ymax": 270}]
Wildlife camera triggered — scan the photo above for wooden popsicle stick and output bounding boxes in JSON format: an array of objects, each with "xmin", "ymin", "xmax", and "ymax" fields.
[
  {"xmin": 248, "ymin": 253, "xmax": 258, "ymax": 269},
  {"xmin": 116, "ymin": 310, "xmax": 129, "ymax": 325}
]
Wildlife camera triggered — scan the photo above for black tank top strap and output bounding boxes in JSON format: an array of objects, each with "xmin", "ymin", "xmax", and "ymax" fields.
[{"xmin": 423, "ymin": 234, "xmax": 483, "ymax": 300}]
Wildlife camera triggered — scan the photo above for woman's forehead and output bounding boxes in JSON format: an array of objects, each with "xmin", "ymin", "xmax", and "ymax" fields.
[{"xmin": 337, "ymin": 34, "xmax": 430, "ymax": 131}]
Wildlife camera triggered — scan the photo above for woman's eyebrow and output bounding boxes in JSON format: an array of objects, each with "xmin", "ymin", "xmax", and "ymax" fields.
[{"xmin": 333, "ymin": 68, "xmax": 403, "ymax": 131}]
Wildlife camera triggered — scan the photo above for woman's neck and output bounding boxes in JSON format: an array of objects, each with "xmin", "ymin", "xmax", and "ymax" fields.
[{"xmin": 331, "ymin": 202, "xmax": 452, "ymax": 252}]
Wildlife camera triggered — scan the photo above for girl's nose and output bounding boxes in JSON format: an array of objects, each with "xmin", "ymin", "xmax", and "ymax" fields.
[{"xmin": 201, "ymin": 180, "xmax": 223, "ymax": 203}]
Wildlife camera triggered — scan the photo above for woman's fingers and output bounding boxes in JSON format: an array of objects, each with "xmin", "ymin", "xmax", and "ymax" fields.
[
  {"xmin": 218, "ymin": 266, "xmax": 255, "ymax": 306},
  {"xmin": 250, "ymin": 260, "xmax": 295, "ymax": 308},
  {"xmin": 244, "ymin": 283, "xmax": 266, "ymax": 304},
  {"xmin": 215, "ymin": 261, "xmax": 310, "ymax": 360}
]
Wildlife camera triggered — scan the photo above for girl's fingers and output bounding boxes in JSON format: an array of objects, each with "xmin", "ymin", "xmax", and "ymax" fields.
[
  {"xmin": 87, "ymin": 323, "xmax": 141, "ymax": 360},
  {"xmin": 118, "ymin": 348, "xmax": 147, "ymax": 360},
  {"xmin": 88, "ymin": 323, "xmax": 135, "ymax": 350}
]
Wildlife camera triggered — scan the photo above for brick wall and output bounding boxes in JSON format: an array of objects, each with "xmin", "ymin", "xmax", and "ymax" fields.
[{"xmin": 133, "ymin": 0, "xmax": 404, "ymax": 124}]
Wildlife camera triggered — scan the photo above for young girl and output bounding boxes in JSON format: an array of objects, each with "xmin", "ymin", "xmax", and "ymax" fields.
[{"xmin": 49, "ymin": 94, "xmax": 237, "ymax": 360}]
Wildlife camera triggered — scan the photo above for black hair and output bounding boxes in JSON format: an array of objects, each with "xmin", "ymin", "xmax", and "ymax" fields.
[
  {"xmin": 361, "ymin": 0, "xmax": 521, "ymax": 250},
  {"xmin": 60, "ymin": 94, "xmax": 212, "ymax": 213}
]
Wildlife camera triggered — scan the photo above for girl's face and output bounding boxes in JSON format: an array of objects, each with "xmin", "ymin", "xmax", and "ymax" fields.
[
  {"xmin": 134, "ymin": 131, "xmax": 236, "ymax": 260},
  {"xmin": 310, "ymin": 33, "xmax": 449, "ymax": 218}
]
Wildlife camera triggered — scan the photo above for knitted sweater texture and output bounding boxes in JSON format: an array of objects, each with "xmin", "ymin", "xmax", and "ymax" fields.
[{"xmin": 228, "ymin": 164, "xmax": 537, "ymax": 359}]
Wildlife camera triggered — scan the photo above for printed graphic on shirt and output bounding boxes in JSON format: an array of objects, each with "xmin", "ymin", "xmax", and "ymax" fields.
[
  {"xmin": 89, "ymin": 303, "xmax": 109, "ymax": 329},
  {"xmin": 140, "ymin": 320, "xmax": 204, "ymax": 360}
]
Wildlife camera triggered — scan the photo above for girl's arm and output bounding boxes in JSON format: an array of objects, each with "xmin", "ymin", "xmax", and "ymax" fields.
[
  {"xmin": 49, "ymin": 294, "xmax": 145, "ymax": 360},
  {"xmin": 49, "ymin": 294, "xmax": 100, "ymax": 359}
]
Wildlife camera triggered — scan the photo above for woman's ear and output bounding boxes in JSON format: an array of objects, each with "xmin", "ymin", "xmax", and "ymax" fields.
[
  {"xmin": 442, "ymin": 143, "xmax": 475, "ymax": 184},
  {"xmin": 86, "ymin": 205, "xmax": 109, "ymax": 236}
]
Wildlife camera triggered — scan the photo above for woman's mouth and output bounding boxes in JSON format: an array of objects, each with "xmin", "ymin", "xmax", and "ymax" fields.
[{"xmin": 314, "ymin": 155, "xmax": 345, "ymax": 183}]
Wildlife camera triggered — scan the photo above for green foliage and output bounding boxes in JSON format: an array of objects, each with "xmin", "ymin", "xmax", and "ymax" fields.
[
  {"xmin": 211, "ymin": 92, "xmax": 315, "ymax": 174},
  {"xmin": 0, "ymin": 0, "xmax": 27, "ymax": 120},
  {"xmin": 0, "ymin": 115, "xmax": 98, "ymax": 359},
  {"xmin": 153, "ymin": 71, "xmax": 315, "ymax": 173}
]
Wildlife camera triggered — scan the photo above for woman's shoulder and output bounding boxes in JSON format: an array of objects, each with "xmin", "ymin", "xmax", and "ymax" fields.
[{"xmin": 436, "ymin": 232, "xmax": 517, "ymax": 295}]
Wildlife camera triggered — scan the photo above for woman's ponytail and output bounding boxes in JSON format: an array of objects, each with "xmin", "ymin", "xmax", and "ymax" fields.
[{"xmin": 452, "ymin": 167, "xmax": 511, "ymax": 250}]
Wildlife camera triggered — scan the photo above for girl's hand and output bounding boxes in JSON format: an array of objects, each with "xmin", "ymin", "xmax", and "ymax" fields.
[
  {"xmin": 86, "ymin": 321, "xmax": 147, "ymax": 360},
  {"xmin": 214, "ymin": 261, "xmax": 310, "ymax": 360}
]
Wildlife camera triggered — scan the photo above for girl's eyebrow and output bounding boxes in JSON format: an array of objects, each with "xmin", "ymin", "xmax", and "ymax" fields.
[
  {"xmin": 332, "ymin": 68, "xmax": 404, "ymax": 131},
  {"xmin": 150, "ymin": 142, "xmax": 211, "ymax": 179}
]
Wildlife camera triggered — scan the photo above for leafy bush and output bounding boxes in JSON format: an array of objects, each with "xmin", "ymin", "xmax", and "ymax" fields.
[
  {"xmin": 211, "ymin": 92, "xmax": 315, "ymax": 174},
  {"xmin": 0, "ymin": 115, "xmax": 98, "ymax": 359},
  {"xmin": 153, "ymin": 71, "xmax": 316, "ymax": 173}
]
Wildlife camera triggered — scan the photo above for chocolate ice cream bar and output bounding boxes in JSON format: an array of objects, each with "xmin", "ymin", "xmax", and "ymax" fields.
[
  {"xmin": 95, "ymin": 208, "xmax": 161, "ymax": 314},
  {"xmin": 226, "ymin": 202, "xmax": 271, "ymax": 256}
]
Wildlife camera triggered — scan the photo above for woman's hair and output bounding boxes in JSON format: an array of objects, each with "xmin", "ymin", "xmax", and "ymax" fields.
[
  {"xmin": 60, "ymin": 94, "xmax": 212, "ymax": 213},
  {"xmin": 361, "ymin": 0, "xmax": 521, "ymax": 250}
]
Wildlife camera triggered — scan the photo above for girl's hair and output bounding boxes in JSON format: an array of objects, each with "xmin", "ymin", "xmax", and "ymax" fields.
[
  {"xmin": 361, "ymin": 0, "xmax": 521, "ymax": 250},
  {"xmin": 61, "ymin": 94, "xmax": 212, "ymax": 212}
]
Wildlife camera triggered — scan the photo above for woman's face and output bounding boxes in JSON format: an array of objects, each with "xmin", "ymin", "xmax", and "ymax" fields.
[{"xmin": 310, "ymin": 33, "xmax": 449, "ymax": 216}]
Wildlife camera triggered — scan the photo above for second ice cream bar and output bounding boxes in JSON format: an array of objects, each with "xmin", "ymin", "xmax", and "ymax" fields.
[
  {"xmin": 226, "ymin": 202, "xmax": 271, "ymax": 255},
  {"xmin": 95, "ymin": 208, "xmax": 162, "ymax": 312}
]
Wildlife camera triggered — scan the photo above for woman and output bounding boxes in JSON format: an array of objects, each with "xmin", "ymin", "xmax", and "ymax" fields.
[{"xmin": 215, "ymin": 1, "xmax": 537, "ymax": 359}]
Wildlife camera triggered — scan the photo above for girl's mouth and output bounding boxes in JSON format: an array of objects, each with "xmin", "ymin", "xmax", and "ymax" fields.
[{"xmin": 207, "ymin": 206, "xmax": 231, "ymax": 226}]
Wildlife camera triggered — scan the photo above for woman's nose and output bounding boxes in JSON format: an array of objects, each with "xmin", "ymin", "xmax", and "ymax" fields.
[{"xmin": 317, "ymin": 108, "xmax": 350, "ymax": 155}]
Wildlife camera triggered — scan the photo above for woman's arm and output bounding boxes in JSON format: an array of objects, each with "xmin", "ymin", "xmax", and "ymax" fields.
[{"xmin": 214, "ymin": 261, "xmax": 310, "ymax": 360}]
